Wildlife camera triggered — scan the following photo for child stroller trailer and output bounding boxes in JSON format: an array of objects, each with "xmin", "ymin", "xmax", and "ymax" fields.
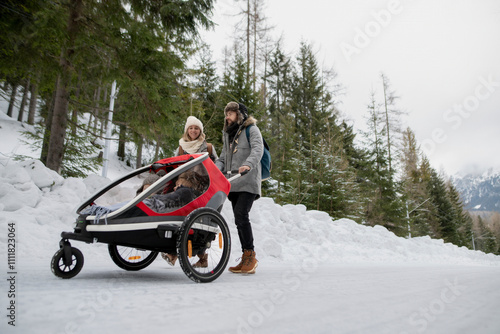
[{"xmin": 51, "ymin": 153, "xmax": 233, "ymax": 283}]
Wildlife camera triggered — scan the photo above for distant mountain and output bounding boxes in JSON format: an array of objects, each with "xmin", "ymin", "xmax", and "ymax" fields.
[{"xmin": 452, "ymin": 169, "xmax": 500, "ymax": 213}]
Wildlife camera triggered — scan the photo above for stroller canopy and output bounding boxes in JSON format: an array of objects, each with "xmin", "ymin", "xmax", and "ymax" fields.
[{"xmin": 135, "ymin": 153, "xmax": 231, "ymax": 217}]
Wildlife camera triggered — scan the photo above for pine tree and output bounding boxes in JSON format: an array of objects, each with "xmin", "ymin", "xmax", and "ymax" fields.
[
  {"xmin": 232, "ymin": 0, "xmax": 272, "ymax": 89},
  {"xmin": 289, "ymin": 41, "xmax": 336, "ymax": 198},
  {"xmin": 416, "ymin": 156, "xmax": 442, "ymax": 238},
  {"xmin": 316, "ymin": 126, "xmax": 362, "ymax": 220},
  {"xmin": 291, "ymin": 42, "xmax": 325, "ymax": 154},
  {"xmin": 446, "ymin": 179, "xmax": 473, "ymax": 248},
  {"xmin": 362, "ymin": 90, "xmax": 405, "ymax": 236},
  {"xmin": 265, "ymin": 43, "xmax": 295, "ymax": 201},
  {"xmin": 488, "ymin": 212, "xmax": 500, "ymax": 254},
  {"xmin": 380, "ymin": 73, "xmax": 405, "ymax": 174},
  {"xmin": 5, "ymin": 0, "xmax": 217, "ymax": 173},
  {"xmin": 220, "ymin": 53, "xmax": 260, "ymax": 112},
  {"xmin": 288, "ymin": 43, "xmax": 334, "ymax": 209},
  {"xmin": 190, "ymin": 44, "xmax": 224, "ymax": 150},
  {"xmin": 473, "ymin": 216, "xmax": 497, "ymax": 253},
  {"xmin": 338, "ymin": 121, "xmax": 368, "ymax": 221},
  {"xmin": 363, "ymin": 89, "xmax": 385, "ymax": 173},
  {"xmin": 0, "ymin": 1, "xmax": 61, "ymax": 122},
  {"xmin": 400, "ymin": 128, "xmax": 433, "ymax": 237},
  {"xmin": 427, "ymin": 169, "xmax": 459, "ymax": 244},
  {"xmin": 46, "ymin": 0, "xmax": 86, "ymax": 173}
]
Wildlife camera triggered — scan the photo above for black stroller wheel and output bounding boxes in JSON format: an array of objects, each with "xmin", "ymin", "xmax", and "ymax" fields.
[
  {"xmin": 108, "ymin": 245, "xmax": 158, "ymax": 271},
  {"xmin": 51, "ymin": 247, "xmax": 84, "ymax": 279},
  {"xmin": 177, "ymin": 207, "xmax": 231, "ymax": 283}
]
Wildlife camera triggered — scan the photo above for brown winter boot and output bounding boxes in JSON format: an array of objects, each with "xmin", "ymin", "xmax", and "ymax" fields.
[
  {"xmin": 228, "ymin": 254, "xmax": 245, "ymax": 273},
  {"xmin": 161, "ymin": 252, "xmax": 177, "ymax": 266},
  {"xmin": 228, "ymin": 251, "xmax": 250, "ymax": 273},
  {"xmin": 193, "ymin": 253, "xmax": 208, "ymax": 268},
  {"xmin": 240, "ymin": 250, "xmax": 258, "ymax": 274}
]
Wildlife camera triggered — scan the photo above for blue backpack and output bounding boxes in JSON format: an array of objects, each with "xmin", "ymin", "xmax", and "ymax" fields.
[{"xmin": 246, "ymin": 125, "xmax": 271, "ymax": 181}]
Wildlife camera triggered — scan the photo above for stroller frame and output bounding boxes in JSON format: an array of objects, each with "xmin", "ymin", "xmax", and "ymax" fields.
[{"xmin": 51, "ymin": 153, "xmax": 233, "ymax": 283}]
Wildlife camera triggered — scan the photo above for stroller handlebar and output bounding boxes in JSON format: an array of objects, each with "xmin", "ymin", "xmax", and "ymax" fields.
[
  {"xmin": 225, "ymin": 169, "xmax": 249, "ymax": 182},
  {"xmin": 226, "ymin": 169, "xmax": 249, "ymax": 175}
]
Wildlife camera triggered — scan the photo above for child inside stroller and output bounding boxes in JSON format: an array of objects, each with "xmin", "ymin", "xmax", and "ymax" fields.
[{"xmin": 50, "ymin": 153, "xmax": 234, "ymax": 283}]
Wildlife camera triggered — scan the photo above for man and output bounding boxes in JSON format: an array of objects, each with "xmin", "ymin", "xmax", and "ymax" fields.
[{"xmin": 216, "ymin": 102, "xmax": 263, "ymax": 274}]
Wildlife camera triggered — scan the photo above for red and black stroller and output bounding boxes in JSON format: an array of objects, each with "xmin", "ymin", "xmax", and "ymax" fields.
[{"xmin": 50, "ymin": 153, "xmax": 237, "ymax": 283}]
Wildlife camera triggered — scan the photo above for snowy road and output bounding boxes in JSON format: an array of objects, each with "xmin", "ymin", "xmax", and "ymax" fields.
[{"xmin": 4, "ymin": 258, "xmax": 500, "ymax": 334}]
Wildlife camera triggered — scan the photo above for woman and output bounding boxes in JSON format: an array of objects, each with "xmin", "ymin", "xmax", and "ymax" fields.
[
  {"xmin": 176, "ymin": 116, "xmax": 218, "ymax": 161},
  {"xmin": 162, "ymin": 116, "xmax": 216, "ymax": 267}
]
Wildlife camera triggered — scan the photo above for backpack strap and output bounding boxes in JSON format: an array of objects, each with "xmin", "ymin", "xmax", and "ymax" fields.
[
  {"xmin": 207, "ymin": 143, "xmax": 213, "ymax": 157},
  {"xmin": 246, "ymin": 124, "xmax": 270, "ymax": 154},
  {"xmin": 245, "ymin": 125, "xmax": 253, "ymax": 147},
  {"xmin": 177, "ymin": 145, "xmax": 184, "ymax": 155},
  {"xmin": 178, "ymin": 145, "xmax": 184, "ymax": 156}
]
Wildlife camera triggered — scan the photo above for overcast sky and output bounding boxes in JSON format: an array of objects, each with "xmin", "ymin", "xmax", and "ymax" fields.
[{"xmin": 203, "ymin": 0, "xmax": 500, "ymax": 176}]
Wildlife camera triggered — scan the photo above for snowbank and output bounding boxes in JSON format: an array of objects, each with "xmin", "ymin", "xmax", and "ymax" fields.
[
  {"xmin": 1, "ymin": 111, "xmax": 499, "ymax": 268},
  {"xmin": 1, "ymin": 156, "xmax": 499, "ymax": 268}
]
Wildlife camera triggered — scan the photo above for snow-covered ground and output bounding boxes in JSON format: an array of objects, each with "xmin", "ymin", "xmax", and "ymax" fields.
[{"xmin": 1, "ymin": 110, "xmax": 500, "ymax": 334}]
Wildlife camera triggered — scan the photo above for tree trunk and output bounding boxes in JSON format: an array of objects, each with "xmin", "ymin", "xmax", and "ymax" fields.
[
  {"xmin": 101, "ymin": 83, "xmax": 108, "ymax": 137},
  {"xmin": 136, "ymin": 136, "xmax": 143, "ymax": 168},
  {"xmin": 246, "ymin": 0, "xmax": 250, "ymax": 81},
  {"xmin": 382, "ymin": 81, "xmax": 392, "ymax": 173},
  {"xmin": 87, "ymin": 113, "xmax": 93, "ymax": 130},
  {"xmin": 18, "ymin": 79, "xmax": 30, "ymax": 122},
  {"xmin": 154, "ymin": 135, "xmax": 160, "ymax": 161},
  {"xmin": 45, "ymin": 0, "xmax": 83, "ymax": 173},
  {"xmin": 96, "ymin": 84, "xmax": 104, "ymax": 137},
  {"xmin": 28, "ymin": 77, "xmax": 38, "ymax": 125},
  {"xmin": 117, "ymin": 124, "xmax": 126, "ymax": 160},
  {"xmin": 71, "ymin": 71, "xmax": 82, "ymax": 136},
  {"xmin": 252, "ymin": 0, "xmax": 257, "ymax": 91},
  {"xmin": 92, "ymin": 87, "xmax": 99, "ymax": 134},
  {"xmin": 46, "ymin": 75, "xmax": 70, "ymax": 172},
  {"xmin": 7, "ymin": 84, "xmax": 18, "ymax": 118},
  {"xmin": 41, "ymin": 89, "xmax": 56, "ymax": 164}
]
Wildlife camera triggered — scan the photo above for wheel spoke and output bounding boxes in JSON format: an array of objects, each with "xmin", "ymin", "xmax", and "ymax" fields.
[{"xmin": 108, "ymin": 245, "xmax": 158, "ymax": 271}]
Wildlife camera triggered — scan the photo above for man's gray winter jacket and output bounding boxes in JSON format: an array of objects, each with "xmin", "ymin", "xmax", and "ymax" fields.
[{"xmin": 216, "ymin": 117, "xmax": 263, "ymax": 198}]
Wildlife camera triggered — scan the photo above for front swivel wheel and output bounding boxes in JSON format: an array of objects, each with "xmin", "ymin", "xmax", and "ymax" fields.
[{"xmin": 51, "ymin": 246, "xmax": 84, "ymax": 279}]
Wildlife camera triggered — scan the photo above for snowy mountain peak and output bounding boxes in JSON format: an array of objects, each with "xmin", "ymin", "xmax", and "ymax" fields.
[{"xmin": 453, "ymin": 168, "xmax": 500, "ymax": 212}]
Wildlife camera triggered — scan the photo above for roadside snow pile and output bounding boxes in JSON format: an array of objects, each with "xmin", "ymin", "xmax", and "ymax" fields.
[
  {"xmin": 1, "ymin": 157, "xmax": 500, "ymax": 268},
  {"xmin": 248, "ymin": 197, "xmax": 500, "ymax": 266}
]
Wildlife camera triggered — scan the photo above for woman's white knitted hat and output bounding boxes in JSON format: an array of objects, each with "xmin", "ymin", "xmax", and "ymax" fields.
[{"xmin": 184, "ymin": 116, "xmax": 204, "ymax": 133}]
